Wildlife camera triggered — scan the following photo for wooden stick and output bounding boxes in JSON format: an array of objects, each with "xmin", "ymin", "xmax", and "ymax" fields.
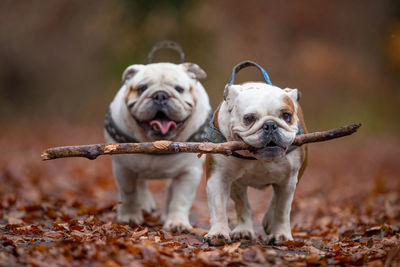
[{"xmin": 41, "ymin": 123, "xmax": 361, "ymax": 161}]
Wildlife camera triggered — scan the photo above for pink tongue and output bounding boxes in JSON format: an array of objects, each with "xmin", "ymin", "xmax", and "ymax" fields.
[{"xmin": 150, "ymin": 120, "xmax": 177, "ymax": 135}]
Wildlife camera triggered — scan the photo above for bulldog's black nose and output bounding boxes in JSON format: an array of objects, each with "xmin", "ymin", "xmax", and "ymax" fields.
[
  {"xmin": 153, "ymin": 91, "xmax": 169, "ymax": 105},
  {"xmin": 263, "ymin": 121, "xmax": 278, "ymax": 134}
]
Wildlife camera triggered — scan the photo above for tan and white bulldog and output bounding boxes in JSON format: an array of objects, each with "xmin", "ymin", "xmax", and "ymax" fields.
[
  {"xmin": 105, "ymin": 41, "xmax": 211, "ymax": 233},
  {"xmin": 204, "ymin": 61, "xmax": 307, "ymax": 245}
]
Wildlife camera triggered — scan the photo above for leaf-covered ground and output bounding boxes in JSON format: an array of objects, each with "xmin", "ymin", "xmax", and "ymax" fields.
[{"xmin": 1, "ymin": 122, "xmax": 399, "ymax": 266}]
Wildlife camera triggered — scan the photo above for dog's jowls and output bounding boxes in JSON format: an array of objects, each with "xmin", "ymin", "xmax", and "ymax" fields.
[
  {"xmin": 105, "ymin": 62, "xmax": 211, "ymax": 233},
  {"xmin": 204, "ymin": 82, "xmax": 308, "ymax": 245}
]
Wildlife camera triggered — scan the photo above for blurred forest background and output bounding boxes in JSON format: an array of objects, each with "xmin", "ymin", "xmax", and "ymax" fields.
[
  {"xmin": 0, "ymin": 0, "xmax": 399, "ymax": 134},
  {"xmin": 1, "ymin": 1, "xmax": 400, "ymax": 265}
]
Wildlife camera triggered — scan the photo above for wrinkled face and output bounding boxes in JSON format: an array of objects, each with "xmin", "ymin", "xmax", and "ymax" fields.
[
  {"xmin": 122, "ymin": 62, "xmax": 206, "ymax": 140},
  {"xmin": 224, "ymin": 82, "xmax": 300, "ymax": 159}
]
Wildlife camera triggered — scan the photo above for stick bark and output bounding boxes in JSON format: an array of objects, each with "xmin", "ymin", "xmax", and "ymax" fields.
[{"xmin": 41, "ymin": 123, "xmax": 361, "ymax": 161}]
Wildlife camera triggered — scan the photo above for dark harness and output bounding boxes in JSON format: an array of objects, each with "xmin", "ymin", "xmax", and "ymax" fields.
[
  {"xmin": 204, "ymin": 60, "xmax": 302, "ymax": 160},
  {"xmin": 105, "ymin": 108, "xmax": 212, "ymax": 145}
]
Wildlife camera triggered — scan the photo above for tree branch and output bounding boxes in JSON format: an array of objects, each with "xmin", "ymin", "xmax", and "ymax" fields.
[{"xmin": 41, "ymin": 123, "xmax": 361, "ymax": 161}]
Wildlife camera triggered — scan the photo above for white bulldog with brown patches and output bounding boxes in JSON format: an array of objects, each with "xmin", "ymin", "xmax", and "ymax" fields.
[
  {"xmin": 204, "ymin": 61, "xmax": 307, "ymax": 245},
  {"xmin": 105, "ymin": 41, "xmax": 211, "ymax": 233}
]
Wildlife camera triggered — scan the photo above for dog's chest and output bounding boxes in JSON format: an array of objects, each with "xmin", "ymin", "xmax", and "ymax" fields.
[
  {"xmin": 235, "ymin": 152, "xmax": 301, "ymax": 189},
  {"xmin": 236, "ymin": 161, "xmax": 288, "ymax": 188}
]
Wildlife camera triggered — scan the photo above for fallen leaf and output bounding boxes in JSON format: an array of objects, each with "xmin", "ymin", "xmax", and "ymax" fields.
[{"xmin": 222, "ymin": 242, "xmax": 240, "ymax": 253}]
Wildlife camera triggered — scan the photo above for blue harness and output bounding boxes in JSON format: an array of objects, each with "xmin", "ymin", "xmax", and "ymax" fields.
[{"xmin": 204, "ymin": 60, "xmax": 302, "ymax": 159}]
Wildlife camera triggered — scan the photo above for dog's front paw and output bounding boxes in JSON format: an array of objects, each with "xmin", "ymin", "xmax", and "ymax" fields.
[
  {"xmin": 141, "ymin": 199, "xmax": 156, "ymax": 214},
  {"xmin": 230, "ymin": 227, "xmax": 255, "ymax": 241},
  {"xmin": 204, "ymin": 228, "xmax": 231, "ymax": 246},
  {"xmin": 264, "ymin": 232, "xmax": 293, "ymax": 245},
  {"xmin": 117, "ymin": 205, "xmax": 144, "ymax": 225},
  {"xmin": 163, "ymin": 219, "xmax": 192, "ymax": 234},
  {"xmin": 117, "ymin": 210, "xmax": 144, "ymax": 225}
]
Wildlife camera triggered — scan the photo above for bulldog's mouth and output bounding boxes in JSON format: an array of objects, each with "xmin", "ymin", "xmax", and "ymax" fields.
[
  {"xmin": 136, "ymin": 111, "xmax": 185, "ymax": 137},
  {"xmin": 265, "ymin": 140, "xmax": 282, "ymax": 148},
  {"xmin": 150, "ymin": 119, "xmax": 177, "ymax": 135},
  {"xmin": 247, "ymin": 141, "xmax": 286, "ymax": 159},
  {"xmin": 234, "ymin": 134, "xmax": 286, "ymax": 159}
]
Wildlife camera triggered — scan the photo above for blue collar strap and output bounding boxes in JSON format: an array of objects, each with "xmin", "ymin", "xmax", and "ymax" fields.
[
  {"xmin": 229, "ymin": 60, "xmax": 273, "ymax": 86},
  {"xmin": 204, "ymin": 104, "xmax": 227, "ymax": 144},
  {"xmin": 147, "ymin": 40, "xmax": 185, "ymax": 64}
]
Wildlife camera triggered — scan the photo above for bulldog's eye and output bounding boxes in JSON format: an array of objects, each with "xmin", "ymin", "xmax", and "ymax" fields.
[
  {"xmin": 243, "ymin": 114, "xmax": 257, "ymax": 126},
  {"xmin": 137, "ymin": 85, "xmax": 148, "ymax": 95},
  {"xmin": 175, "ymin": 86, "xmax": 184, "ymax": 93},
  {"xmin": 282, "ymin": 112, "xmax": 292, "ymax": 123}
]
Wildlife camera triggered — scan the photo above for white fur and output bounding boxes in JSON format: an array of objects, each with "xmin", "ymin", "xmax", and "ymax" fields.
[
  {"xmin": 205, "ymin": 82, "xmax": 304, "ymax": 244},
  {"xmin": 106, "ymin": 62, "xmax": 211, "ymax": 232}
]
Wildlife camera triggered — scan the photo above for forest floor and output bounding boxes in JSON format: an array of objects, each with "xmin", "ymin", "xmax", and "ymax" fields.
[{"xmin": 0, "ymin": 122, "xmax": 399, "ymax": 266}]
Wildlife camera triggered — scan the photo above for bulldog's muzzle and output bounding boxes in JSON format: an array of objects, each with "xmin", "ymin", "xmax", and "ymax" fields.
[
  {"xmin": 250, "ymin": 120, "xmax": 287, "ymax": 159},
  {"xmin": 152, "ymin": 91, "xmax": 169, "ymax": 106},
  {"xmin": 263, "ymin": 121, "xmax": 278, "ymax": 135},
  {"xmin": 262, "ymin": 121, "xmax": 283, "ymax": 145}
]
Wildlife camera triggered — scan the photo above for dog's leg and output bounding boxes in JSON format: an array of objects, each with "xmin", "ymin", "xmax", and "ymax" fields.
[
  {"xmin": 161, "ymin": 179, "xmax": 173, "ymax": 223},
  {"xmin": 230, "ymin": 182, "xmax": 255, "ymax": 241},
  {"xmin": 162, "ymin": 168, "xmax": 202, "ymax": 233},
  {"xmin": 113, "ymin": 161, "xmax": 155, "ymax": 225},
  {"xmin": 137, "ymin": 179, "xmax": 156, "ymax": 214},
  {"xmin": 262, "ymin": 175, "xmax": 297, "ymax": 244},
  {"xmin": 204, "ymin": 171, "xmax": 232, "ymax": 245}
]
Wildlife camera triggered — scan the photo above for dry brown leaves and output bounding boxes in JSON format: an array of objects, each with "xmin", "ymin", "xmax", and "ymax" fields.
[{"xmin": 0, "ymin": 122, "xmax": 399, "ymax": 266}]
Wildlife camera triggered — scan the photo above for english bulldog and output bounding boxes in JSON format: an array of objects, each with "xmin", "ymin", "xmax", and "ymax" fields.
[
  {"xmin": 105, "ymin": 41, "xmax": 211, "ymax": 233},
  {"xmin": 204, "ymin": 61, "xmax": 308, "ymax": 245}
]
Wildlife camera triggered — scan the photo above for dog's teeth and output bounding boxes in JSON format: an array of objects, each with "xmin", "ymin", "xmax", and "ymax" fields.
[{"xmin": 152, "ymin": 124, "xmax": 160, "ymax": 131}]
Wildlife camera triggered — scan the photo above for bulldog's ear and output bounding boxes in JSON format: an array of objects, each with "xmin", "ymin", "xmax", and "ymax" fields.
[
  {"xmin": 223, "ymin": 84, "xmax": 240, "ymax": 103},
  {"xmin": 122, "ymin": 64, "xmax": 144, "ymax": 83},
  {"xmin": 284, "ymin": 88, "xmax": 301, "ymax": 102},
  {"xmin": 181, "ymin": 63, "xmax": 207, "ymax": 80}
]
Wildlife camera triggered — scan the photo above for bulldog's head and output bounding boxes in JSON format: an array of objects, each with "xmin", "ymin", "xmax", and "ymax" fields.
[
  {"xmin": 222, "ymin": 82, "xmax": 301, "ymax": 160},
  {"xmin": 122, "ymin": 62, "xmax": 207, "ymax": 140}
]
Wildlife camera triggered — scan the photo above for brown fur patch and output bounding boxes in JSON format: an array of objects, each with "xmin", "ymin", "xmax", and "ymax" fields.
[
  {"xmin": 213, "ymin": 104, "xmax": 221, "ymax": 129},
  {"xmin": 281, "ymin": 96, "xmax": 296, "ymax": 125},
  {"xmin": 282, "ymin": 96, "xmax": 295, "ymax": 113},
  {"xmin": 205, "ymin": 154, "xmax": 215, "ymax": 180},
  {"xmin": 296, "ymin": 105, "xmax": 308, "ymax": 182},
  {"xmin": 124, "ymin": 85, "xmax": 139, "ymax": 105},
  {"xmin": 190, "ymin": 86, "xmax": 197, "ymax": 106}
]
